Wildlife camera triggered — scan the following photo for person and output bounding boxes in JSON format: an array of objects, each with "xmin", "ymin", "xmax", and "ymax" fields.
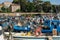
[{"xmin": 34, "ymin": 25, "xmax": 42, "ymax": 36}]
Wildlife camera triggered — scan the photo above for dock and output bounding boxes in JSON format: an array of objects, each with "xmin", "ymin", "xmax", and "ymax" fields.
[{"xmin": 4, "ymin": 32, "xmax": 60, "ymax": 40}]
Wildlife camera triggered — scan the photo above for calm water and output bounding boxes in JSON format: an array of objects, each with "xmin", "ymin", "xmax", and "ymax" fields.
[
  {"xmin": 14, "ymin": 37, "xmax": 60, "ymax": 40},
  {"xmin": 14, "ymin": 38, "xmax": 47, "ymax": 40}
]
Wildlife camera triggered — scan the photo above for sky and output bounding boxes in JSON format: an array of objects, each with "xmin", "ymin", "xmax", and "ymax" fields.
[
  {"xmin": 42, "ymin": 0, "xmax": 60, "ymax": 5},
  {"xmin": 31, "ymin": 0, "xmax": 60, "ymax": 5},
  {"xmin": 0, "ymin": 0, "xmax": 60, "ymax": 5},
  {"xmin": 0, "ymin": 0, "xmax": 13, "ymax": 3}
]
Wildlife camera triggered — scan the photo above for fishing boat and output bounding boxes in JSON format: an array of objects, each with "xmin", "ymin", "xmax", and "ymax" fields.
[{"xmin": 1, "ymin": 13, "xmax": 60, "ymax": 40}]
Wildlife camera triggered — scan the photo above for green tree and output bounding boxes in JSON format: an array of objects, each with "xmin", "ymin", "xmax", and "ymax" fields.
[
  {"xmin": 16, "ymin": 9, "xmax": 21, "ymax": 12},
  {"xmin": 43, "ymin": 1, "xmax": 51, "ymax": 13},
  {"xmin": 13, "ymin": 0, "xmax": 19, "ymax": 4},
  {"xmin": 33, "ymin": 0, "xmax": 43, "ymax": 12},
  {"xmin": 1, "ymin": 7, "xmax": 11, "ymax": 13},
  {"xmin": 26, "ymin": 2, "xmax": 35, "ymax": 12},
  {"xmin": 13, "ymin": 0, "xmax": 27, "ymax": 12}
]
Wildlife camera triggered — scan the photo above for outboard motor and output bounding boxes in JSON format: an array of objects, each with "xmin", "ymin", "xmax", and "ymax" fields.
[{"xmin": 0, "ymin": 26, "xmax": 4, "ymax": 40}]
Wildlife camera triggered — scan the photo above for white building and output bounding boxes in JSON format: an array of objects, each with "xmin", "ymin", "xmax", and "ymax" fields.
[
  {"xmin": 10, "ymin": 4, "xmax": 20, "ymax": 12},
  {"xmin": 3, "ymin": 1, "xmax": 12, "ymax": 8}
]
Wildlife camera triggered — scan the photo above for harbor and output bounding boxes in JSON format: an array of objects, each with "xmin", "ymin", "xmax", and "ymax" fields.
[
  {"xmin": 0, "ymin": 0, "xmax": 60, "ymax": 40},
  {"xmin": 0, "ymin": 13, "xmax": 60, "ymax": 40}
]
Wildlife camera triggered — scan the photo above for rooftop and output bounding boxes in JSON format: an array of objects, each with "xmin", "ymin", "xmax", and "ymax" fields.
[{"xmin": 11, "ymin": 3, "xmax": 20, "ymax": 6}]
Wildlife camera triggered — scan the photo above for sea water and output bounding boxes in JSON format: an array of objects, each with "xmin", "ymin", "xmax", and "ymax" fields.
[{"xmin": 14, "ymin": 38, "xmax": 47, "ymax": 40}]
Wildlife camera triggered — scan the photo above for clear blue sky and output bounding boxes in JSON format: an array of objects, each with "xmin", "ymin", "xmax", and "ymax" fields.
[
  {"xmin": 31, "ymin": 0, "xmax": 60, "ymax": 5},
  {"xmin": 42, "ymin": 0, "xmax": 60, "ymax": 5},
  {"xmin": 0, "ymin": 0, "xmax": 60, "ymax": 5},
  {"xmin": 0, "ymin": 0, "xmax": 13, "ymax": 4}
]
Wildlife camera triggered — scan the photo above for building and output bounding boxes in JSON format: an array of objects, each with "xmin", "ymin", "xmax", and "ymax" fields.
[
  {"xmin": 10, "ymin": 4, "xmax": 20, "ymax": 12},
  {"xmin": 3, "ymin": 1, "xmax": 12, "ymax": 8},
  {"xmin": 0, "ymin": 1, "xmax": 21, "ymax": 12}
]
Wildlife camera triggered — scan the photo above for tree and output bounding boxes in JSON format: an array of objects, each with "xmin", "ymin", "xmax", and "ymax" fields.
[
  {"xmin": 33, "ymin": 0, "xmax": 43, "ymax": 12},
  {"xmin": 35, "ymin": 4, "xmax": 42, "ymax": 12},
  {"xmin": 13, "ymin": 0, "xmax": 27, "ymax": 12},
  {"xmin": 1, "ymin": 7, "xmax": 11, "ymax": 13},
  {"xmin": 13, "ymin": 0, "xmax": 19, "ymax": 4},
  {"xmin": 26, "ymin": 2, "xmax": 35, "ymax": 12},
  {"xmin": 20, "ymin": 0, "xmax": 28, "ymax": 12},
  {"xmin": 43, "ymin": 1, "xmax": 51, "ymax": 13},
  {"xmin": 52, "ymin": 5, "xmax": 56, "ymax": 13},
  {"xmin": 16, "ymin": 9, "xmax": 21, "ymax": 12},
  {"xmin": 13, "ymin": 0, "xmax": 55, "ymax": 13}
]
